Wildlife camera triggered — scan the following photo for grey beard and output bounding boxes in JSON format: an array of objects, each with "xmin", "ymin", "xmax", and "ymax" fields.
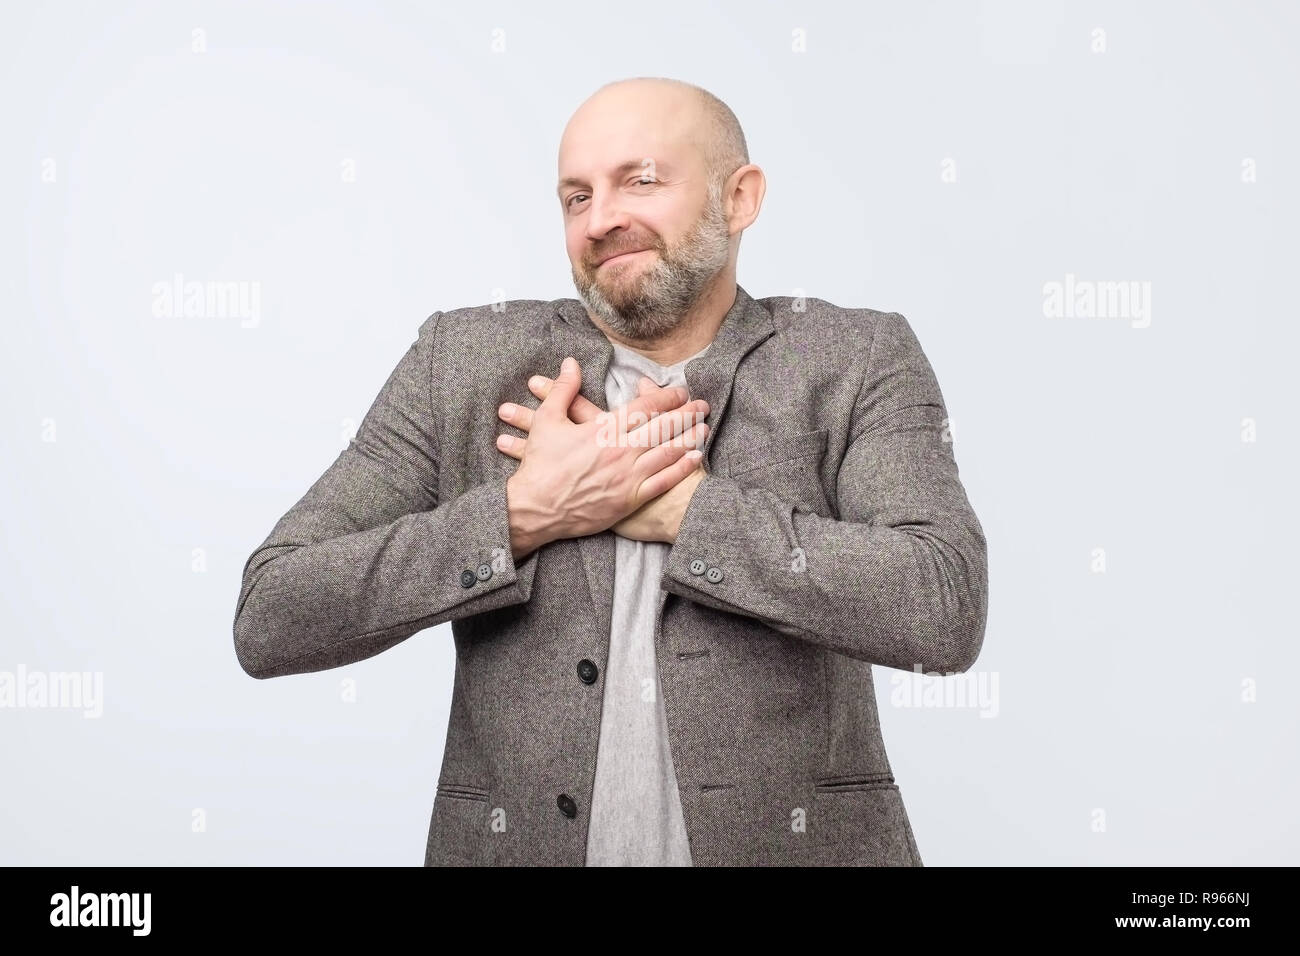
[{"xmin": 573, "ymin": 195, "xmax": 732, "ymax": 343}]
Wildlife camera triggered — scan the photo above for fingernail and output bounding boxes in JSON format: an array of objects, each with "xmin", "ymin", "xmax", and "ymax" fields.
[
  {"xmin": 501, "ymin": 403, "xmax": 515, "ymax": 415},
  {"xmin": 686, "ymin": 450, "xmax": 702, "ymax": 460},
  {"xmin": 563, "ymin": 356, "xmax": 575, "ymax": 372}
]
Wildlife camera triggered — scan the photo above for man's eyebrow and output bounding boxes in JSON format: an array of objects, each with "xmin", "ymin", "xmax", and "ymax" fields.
[{"xmin": 556, "ymin": 159, "xmax": 668, "ymax": 196}]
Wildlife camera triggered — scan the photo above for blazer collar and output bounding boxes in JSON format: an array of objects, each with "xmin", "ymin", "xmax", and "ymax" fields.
[
  {"xmin": 546, "ymin": 282, "xmax": 776, "ymax": 635},
  {"xmin": 550, "ymin": 281, "xmax": 775, "ymax": 464}
]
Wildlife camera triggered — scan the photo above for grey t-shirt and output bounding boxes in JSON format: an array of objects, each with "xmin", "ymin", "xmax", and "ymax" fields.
[{"xmin": 584, "ymin": 338, "xmax": 711, "ymax": 866}]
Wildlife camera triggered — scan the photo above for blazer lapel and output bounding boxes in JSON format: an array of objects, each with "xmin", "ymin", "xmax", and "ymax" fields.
[{"xmin": 677, "ymin": 283, "xmax": 776, "ymax": 466}]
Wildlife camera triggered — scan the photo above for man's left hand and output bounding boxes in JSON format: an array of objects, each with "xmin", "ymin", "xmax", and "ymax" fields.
[{"xmin": 496, "ymin": 374, "xmax": 707, "ymax": 544}]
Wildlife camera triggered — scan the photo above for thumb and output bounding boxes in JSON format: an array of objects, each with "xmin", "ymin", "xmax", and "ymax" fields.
[{"xmin": 542, "ymin": 356, "xmax": 582, "ymax": 415}]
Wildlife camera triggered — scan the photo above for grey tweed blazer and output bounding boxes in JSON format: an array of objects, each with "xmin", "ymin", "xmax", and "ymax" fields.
[{"xmin": 232, "ymin": 282, "xmax": 988, "ymax": 866}]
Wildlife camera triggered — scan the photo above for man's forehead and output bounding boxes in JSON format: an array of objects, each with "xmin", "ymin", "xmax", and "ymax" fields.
[
  {"xmin": 561, "ymin": 122, "xmax": 680, "ymax": 164},
  {"xmin": 559, "ymin": 89, "xmax": 700, "ymax": 176}
]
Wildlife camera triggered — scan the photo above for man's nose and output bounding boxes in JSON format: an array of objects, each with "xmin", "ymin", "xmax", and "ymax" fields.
[{"xmin": 584, "ymin": 191, "xmax": 631, "ymax": 244}]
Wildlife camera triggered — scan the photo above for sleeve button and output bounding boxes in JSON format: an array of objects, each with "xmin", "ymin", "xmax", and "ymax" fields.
[
  {"xmin": 460, "ymin": 569, "xmax": 477, "ymax": 588},
  {"xmin": 705, "ymin": 566, "xmax": 724, "ymax": 583}
]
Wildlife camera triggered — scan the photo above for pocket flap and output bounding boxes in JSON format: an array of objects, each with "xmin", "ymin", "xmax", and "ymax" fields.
[{"xmin": 726, "ymin": 428, "xmax": 829, "ymax": 477}]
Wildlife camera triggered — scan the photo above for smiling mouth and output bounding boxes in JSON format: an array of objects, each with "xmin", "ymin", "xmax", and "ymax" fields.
[{"xmin": 598, "ymin": 249, "xmax": 651, "ymax": 268}]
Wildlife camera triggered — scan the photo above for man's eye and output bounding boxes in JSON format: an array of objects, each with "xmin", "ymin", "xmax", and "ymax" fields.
[{"xmin": 565, "ymin": 180, "xmax": 652, "ymax": 210}]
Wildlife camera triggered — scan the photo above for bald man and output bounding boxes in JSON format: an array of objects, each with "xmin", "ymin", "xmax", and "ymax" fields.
[
  {"xmin": 234, "ymin": 77, "xmax": 988, "ymax": 867},
  {"xmin": 524, "ymin": 77, "xmax": 760, "ymax": 866}
]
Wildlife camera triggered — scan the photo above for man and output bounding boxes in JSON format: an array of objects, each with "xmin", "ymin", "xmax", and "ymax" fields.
[{"xmin": 233, "ymin": 76, "xmax": 989, "ymax": 867}]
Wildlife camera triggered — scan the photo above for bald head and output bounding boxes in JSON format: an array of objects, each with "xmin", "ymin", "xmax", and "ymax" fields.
[
  {"xmin": 557, "ymin": 77, "xmax": 764, "ymax": 344},
  {"xmin": 576, "ymin": 78, "xmax": 748, "ymax": 194}
]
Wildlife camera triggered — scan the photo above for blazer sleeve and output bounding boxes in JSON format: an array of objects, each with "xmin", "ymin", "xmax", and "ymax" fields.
[
  {"xmin": 660, "ymin": 312, "xmax": 988, "ymax": 673},
  {"xmin": 232, "ymin": 310, "xmax": 541, "ymax": 679}
]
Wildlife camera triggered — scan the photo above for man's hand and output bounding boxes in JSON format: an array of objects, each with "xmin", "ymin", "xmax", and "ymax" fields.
[
  {"xmin": 611, "ymin": 462, "xmax": 705, "ymax": 543},
  {"xmin": 498, "ymin": 371, "xmax": 709, "ymax": 545},
  {"xmin": 499, "ymin": 357, "xmax": 709, "ymax": 559}
]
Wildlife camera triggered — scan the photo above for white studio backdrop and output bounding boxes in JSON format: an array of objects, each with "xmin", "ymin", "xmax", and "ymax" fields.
[{"xmin": 1, "ymin": 0, "xmax": 1296, "ymax": 865}]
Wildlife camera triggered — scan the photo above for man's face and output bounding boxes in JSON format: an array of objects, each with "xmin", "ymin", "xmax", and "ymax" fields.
[{"xmin": 558, "ymin": 96, "xmax": 733, "ymax": 342}]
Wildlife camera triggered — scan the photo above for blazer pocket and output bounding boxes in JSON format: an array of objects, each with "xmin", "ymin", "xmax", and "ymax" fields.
[
  {"xmin": 435, "ymin": 783, "xmax": 490, "ymax": 802},
  {"xmin": 813, "ymin": 771, "xmax": 898, "ymax": 793},
  {"xmin": 809, "ymin": 773, "xmax": 918, "ymax": 865},
  {"xmin": 426, "ymin": 783, "xmax": 491, "ymax": 866},
  {"xmin": 726, "ymin": 428, "xmax": 829, "ymax": 477}
]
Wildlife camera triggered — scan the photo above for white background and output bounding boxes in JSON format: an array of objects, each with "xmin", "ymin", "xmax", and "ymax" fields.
[{"xmin": 2, "ymin": 0, "xmax": 1296, "ymax": 864}]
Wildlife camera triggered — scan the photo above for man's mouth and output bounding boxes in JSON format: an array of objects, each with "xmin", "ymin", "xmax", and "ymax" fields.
[{"xmin": 598, "ymin": 249, "xmax": 652, "ymax": 268}]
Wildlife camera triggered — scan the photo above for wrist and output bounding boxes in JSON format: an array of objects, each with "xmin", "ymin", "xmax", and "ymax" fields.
[
  {"xmin": 506, "ymin": 473, "xmax": 553, "ymax": 561},
  {"xmin": 665, "ymin": 469, "xmax": 708, "ymax": 544}
]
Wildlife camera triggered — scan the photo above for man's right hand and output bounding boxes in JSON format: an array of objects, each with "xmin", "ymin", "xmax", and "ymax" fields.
[{"xmin": 503, "ymin": 356, "xmax": 708, "ymax": 560}]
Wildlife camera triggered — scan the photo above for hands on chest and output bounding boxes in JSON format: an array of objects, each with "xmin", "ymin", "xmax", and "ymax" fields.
[{"xmin": 497, "ymin": 355, "xmax": 710, "ymax": 559}]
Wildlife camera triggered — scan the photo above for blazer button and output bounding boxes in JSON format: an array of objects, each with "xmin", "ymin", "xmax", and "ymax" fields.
[
  {"xmin": 556, "ymin": 793, "xmax": 577, "ymax": 818},
  {"xmin": 460, "ymin": 569, "xmax": 477, "ymax": 588},
  {"xmin": 476, "ymin": 563, "xmax": 493, "ymax": 582},
  {"xmin": 689, "ymin": 558, "xmax": 707, "ymax": 576},
  {"xmin": 576, "ymin": 659, "xmax": 599, "ymax": 684},
  {"xmin": 705, "ymin": 566, "xmax": 724, "ymax": 583}
]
